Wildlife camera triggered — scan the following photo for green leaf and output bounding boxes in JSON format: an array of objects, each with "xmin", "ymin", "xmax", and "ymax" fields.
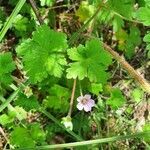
[
  {"xmin": 97, "ymin": 7, "xmax": 113, "ymax": 24},
  {"xmin": 67, "ymin": 39, "xmax": 112, "ymax": 83},
  {"xmin": 115, "ymin": 27, "xmax": 141, "ymax": 58},
  {"xmin": 43, "ymin": 84, "xmax": 70, "ymax": 112},
  {"xmin": 145, "ymin": 0, "xmax": 150, "ymax": 7},
  {"xmin": 131, "ymin": 88, "xmax": 143, "ymax": 102},
  {"xmin": 106, "ymin": 88, "xmax": 126, "ymax": 110},
  {"xmin": 0, "ymin": 114, "xmax": 14, "ymax": 125},
  {"xmin": 16, "ymin": 25, "xmax": 68, "ymax": 83},
  {"xmin": 143, "ymin": 123, "xmax": 150, "ymax": 142},
  {"xmin": 12, "ymin": 14, "xmax": 28, "ymax": 31},
  {"xmin": 0, "ymin": 52, "xmax": 16, "ymax": 86},
  {"xmin": 112, "ymin": 16, "xmax": 124, "ymax": 32},
  {"xmin": 136, "ymin": 7, "xmax": 150, "ymax": 26},
  {"xmin": 12, "ymin": 14, "xmax": 34, "ymax": 37},
  {"xmin": 125, "ymin": 26, "xmax": 141, "ymax": 58},
  {"xmin": 0, "ymin": 106, "xmax": 27, "ymax": 124},
  {"xmin": 108, "ymin": 0, "xmax": 134, "ymax": 19},
  {"xmin": 88, "ymin": 83, "xmax": 103, "ymax": 95},
  {"xmin": 10, "ymin": 127, "xmax": 35, "ymax": 148},
  {"xmin": 73, "ymin": 113, "xmax": 91, "ymax": 136},
  {"xmin": 29, "ymin": 123, "xmax": 46, "ymax": 143},
  {"xmin": 39, "ymin": 0, "xmax": 55, "ymax": 6},
  {"xmin": 15, "ymin": 94, "xmax": 40, "ymax": 111},
  {"xmin": 143, "ymin": 32, "xmax": 150, "ymax": 58},
  {"xmin": 75, "ymin": 1, "xmax": 95, "ymax": 22},
  {"xmin": 12, "ymin": 106, "xmax": 27, "ymax": 120},
  {"xmin": 0, "ymin": 7, "xmax": 6, "ymax": 29}
]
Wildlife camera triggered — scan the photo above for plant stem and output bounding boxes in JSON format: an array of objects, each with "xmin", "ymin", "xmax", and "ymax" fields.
[
  {"xmin": 113, "ymin": 11, "xmax": 141, "ymax": 24},
  {"xmin": 0, "ymin": 0, "xmax": 26, "ymax": 42},
  {"xmin": 28, "ymin": 0, "xmax": 43, "ymax": 24},
  {"xmin": 66, "ymin": 2, "xmax": 103, "ymax": 117},
  {"xmin": 79, "ymin": 81, "xmax": 83, "ymax": 96},
  {"xmin": 103, "ymin": 43, "xmax": 150, "ymax": 94},
  {"xmin": 68, "ymin": 79, "xmax": 77, "ymax": 117},
  {"xmin": 68, "ymin": 4, "xmax": 102, "ymax": 46}
]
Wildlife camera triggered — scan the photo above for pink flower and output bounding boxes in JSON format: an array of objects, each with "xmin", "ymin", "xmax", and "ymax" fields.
[{"xmin": 77, "ymin": 94, "xmax": 95, "ymax": 112}]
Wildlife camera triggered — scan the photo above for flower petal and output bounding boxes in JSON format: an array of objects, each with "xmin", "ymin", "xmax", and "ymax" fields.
[
  {"xmin": 77, "ymin": 96, "xmax": 83, "ymax": 102},
  {"xmin": 84, "ymin": 94, "xmax": 91, "ymax": 100},
  {"xmin": 88, "ymin": 99, "xmax": 95, "ymax": 107},
  {"xmin": 83, "ymin": 104, "xmax": 92, "ymax": 112},
  {"xmin": 77, "ymin": 103, "xmax": 84, "ymax": 110}
]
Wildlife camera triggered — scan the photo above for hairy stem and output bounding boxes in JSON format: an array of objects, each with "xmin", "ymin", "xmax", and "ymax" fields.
[
  {"xmin": 28, "ymin": 0, "xmax": 43, "ymax": 24},
  {"xmin": 68, "ymin": 79, "xmax": 77, "ymax": 117},
  {"xmin": 103, "ymin": 43, "xmax": 150, "ymax": 94}
]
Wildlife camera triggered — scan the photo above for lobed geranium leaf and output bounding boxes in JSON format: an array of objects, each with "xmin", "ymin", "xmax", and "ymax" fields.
[
  {"xmin": 143, "ymin": 32, "xmax": 150, "ymax": 58},
  {"xmin": 67, "ymin": 39, "xmax": 112, "ymax": 84},
  {"xmin": 108, "ymin": 0, "xmax": 134, "ymax": 19},
  {"xmin": 0, "ymin": 52, "xmax": 16, "ymax": 86},
  {"xmin": 42, "ymin": 84, "xmax": 70, "ymax": 112},
  {"xmin": 136, "ymin": 7, "xmax": 150, "ymax": 26},
  {"xmin": 16, "ymin": 25, "xmax": 68, "ymax": 83},
  {"xmin": 10, "ymin": 127, "xmax": 35, "ymax": 148},
  {"xmin": 14, "ymin": 94, "xmax": 40, "ymax": 111},
  {"xmin": 29, "ymin": 123, "xmax": 46, "ymax": 143},
  {"xmin": 106, "ymin": 88, "xmax": 126, "ymax": 110},
  {"xmin": 75, "ymin": 1, "xmax": 95, "ymax": 22}
]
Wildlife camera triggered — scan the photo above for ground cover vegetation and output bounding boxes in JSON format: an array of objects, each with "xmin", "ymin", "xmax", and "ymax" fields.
[{"xmin": 0, "ymin": 0, "xmax": 150, "ymax": 149}]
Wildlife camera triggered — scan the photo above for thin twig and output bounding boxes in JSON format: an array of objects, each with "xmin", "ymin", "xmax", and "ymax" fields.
[
  {"xmin": 28, "ymin": 0, "xmax": 43, "ymax": 24},
  {"xmin": 113, "ymin": 11, "xmax": 142, "ymax": 24},
  {"xmin": 68, "ymin": 4, "xmax": 102, "ymax": 46},
  {"xmin": 103, "ymin": 43, "xmax": 150, "ymax": 94},
  {"xmin": 68, "ymin": 79, "xmax": 77, "ymax": 117},
  {"xmin": 0, "ymin": 127, "xmax": 8, "ymax": 143}
]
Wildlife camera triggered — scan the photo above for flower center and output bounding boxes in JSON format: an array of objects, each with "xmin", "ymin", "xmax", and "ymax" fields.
[{"xmin": 81, "ymin": 98, "xmax": 88, "ymax": 105}]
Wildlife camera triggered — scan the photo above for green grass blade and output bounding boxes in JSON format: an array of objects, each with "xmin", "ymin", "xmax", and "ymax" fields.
[
  {"xmin": 40, "ymin": 109, "xmax": 83, "ymax": 141},
  {"xmin": 0, "ymin": 0, "xmax": 26, "ymax": 42},
  {"xmin": 11, "ymin": 131, "xmax": 150, "ymax": 150},
  {"xmin": 0, "ymin": 88, "xmax": 20, "ymax": 112},
  {"xmin": 0, "ymin": 82, "xmax": 27, "ymax": 112},
  {"xmin": 68, "ymin": 5, "xmax": 101, "ymax": 46},
  {"xmin": 37, "ymin": 131, "xmax": 150, "ymax": 149}
]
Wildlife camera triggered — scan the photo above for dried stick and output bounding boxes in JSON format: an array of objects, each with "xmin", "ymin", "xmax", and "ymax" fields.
[
  {"xmin": 0, "ymin": 127, "xmax": 8, "ymax": 143},
  {"xmin": 28, "ymin": 0, "xmax": 43, "ymax": 24},
  {"xmin": 68, "ymin": 79, "xmax": 77, "ymax": 117},
  {"xmin": 103, "ymin": 43, "xmax": 150, "ymax": 94}
]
